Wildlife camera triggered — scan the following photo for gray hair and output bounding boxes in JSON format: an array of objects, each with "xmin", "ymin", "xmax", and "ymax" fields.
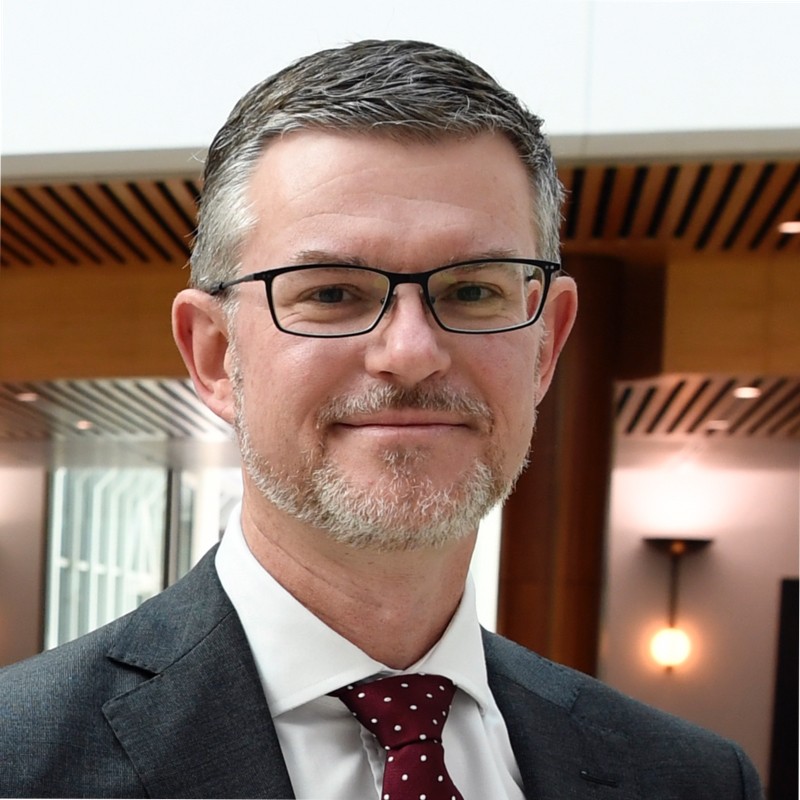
[{"xmin": 191, "ymin": 39, "xmax": 563, "ymax": 291}]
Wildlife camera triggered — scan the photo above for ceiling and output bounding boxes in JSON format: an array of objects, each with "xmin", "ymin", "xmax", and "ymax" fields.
[
  {"xmin": 1, "ymin": 156, "xmax": 798, "ymax": 451},
  {"xmin": 616, "ymin": 374, "xmax": 800, "ymax": 439},
  {"xmin": 0, "ymin": 378, "xmax": 230, "ymax": 442},
  {"xmin": 1, "ymin": 177, "xmax": 199, "ymax": 269},
  {"xmin": 1, "ymin": 159, "xmax": 798, "ymax": 269}
]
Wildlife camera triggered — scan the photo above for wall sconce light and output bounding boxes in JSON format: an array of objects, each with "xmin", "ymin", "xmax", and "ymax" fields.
[{"xmin": 645, "ymin": 537, "xmax": 713, "ymax": 670}]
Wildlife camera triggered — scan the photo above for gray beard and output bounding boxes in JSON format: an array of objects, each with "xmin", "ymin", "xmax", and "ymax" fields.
[
  {"xmin": 241, "ymin": 437, "xmax": 518, "ymax": 552},
  {"xmin": 230, "ymin": 356, "xmax": 532, "ymax": 552}
]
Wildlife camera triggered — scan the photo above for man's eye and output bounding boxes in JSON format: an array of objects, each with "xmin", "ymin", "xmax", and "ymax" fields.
[
  {"xmin": 307, "ymin": 285, "xmax": 352, "ymax": 304},
  {"xmin": 433, "ymin": 281, "xmax": 500, "ymax": 307},
  {"xmin": 309, "ymin": 286, "xmax": 346, "ymax": 303},
  {"xmin": 455, "ymin": 284, "xmax": 491, "ymax": 302}
]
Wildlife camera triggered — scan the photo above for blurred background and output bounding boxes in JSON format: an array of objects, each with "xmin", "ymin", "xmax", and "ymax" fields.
[{"xmin": 1, "ymin": 1, "xmax": 798, "ymax": 796}]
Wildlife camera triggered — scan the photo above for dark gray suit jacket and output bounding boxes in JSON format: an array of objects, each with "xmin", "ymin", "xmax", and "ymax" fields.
[{"xmin": 1, "ymin": 548, "xmax": 763, "ymax": 798}]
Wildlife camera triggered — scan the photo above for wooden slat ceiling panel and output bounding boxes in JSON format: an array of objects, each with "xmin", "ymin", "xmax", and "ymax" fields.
[
  {"xmin": 655, "ymin": 162, "xmax": 700, "ymax": 244},
  {"xmin": 0, "ymin": 379, "xmax": 232, "ymax": 441},
  {"xmin": 0, "ymin": 180, "xmax": 202, "ymax": 268},
  {"xmin": 679, "ymin": 163, "xmax": 737, "ymax": 250},
  {"xmin": 560, "ymin": 160, "xmax": 800, "ymax": 257},
  {"xmin": 742, "ymin": 381, "xmax": 800, "ymax": 437},
  {"xmin": 598, "ymin": 165, "xmax": 637, "ymax": 244},
  {"xmin": 2, "ymin": 161, "xmax": 798, "ymax": 269},
  {"xmin": 11, "ymin": 185, "xmax": 107, "ymax": 264},
  {"xmin": 614, "ymin": 375, "xmax": 800, "ymax": 439},
  {"xmin": 1, "ymin": 191, "xmax": 71, "ymax": 265},
  {"xmin": 701, "ymin": 162, "xmax": 765, "ymax": 251},
  {"xmin": 574, "ymin": 164, "xmax": 606, "ymax": 242},
  {"xmin": 763, "ymin": 166, "xmax": 800, "ymax": 252}
]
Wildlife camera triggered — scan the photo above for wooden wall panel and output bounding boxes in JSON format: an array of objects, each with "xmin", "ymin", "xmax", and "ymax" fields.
[
  {"xmin": 770, "ymin": 260, "xmax": 800, "ymax": 374},
  {"xmin": 663, "ymin": 253, "xmax": 800, "ymax": 375},
  {"xmin": 498, "ymin": 255, "xmax": 622, "ymax": 674},
  {"xmin": 0, "ymin": 263, "xmax": 188, "ymax": 380}
]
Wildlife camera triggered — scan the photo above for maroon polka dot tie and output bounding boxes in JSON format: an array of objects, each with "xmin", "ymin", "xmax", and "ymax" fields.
[{"xmin": 332, "ymin": 673, "xmax": 465, "ymax": 800}]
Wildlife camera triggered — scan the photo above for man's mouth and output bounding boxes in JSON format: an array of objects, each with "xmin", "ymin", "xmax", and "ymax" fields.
[
  {"xmin": 317, "ymin": 384, "xmax": 493, "ymax": 435},
  {"xmin": 337, "ymin": 409, "xmax": 474, "ymax": 429}
]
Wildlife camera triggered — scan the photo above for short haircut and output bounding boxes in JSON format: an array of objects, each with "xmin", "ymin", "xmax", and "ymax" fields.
[{"xmin": 191, "ymin": 39, "xmax": 563, "ymax": 291}]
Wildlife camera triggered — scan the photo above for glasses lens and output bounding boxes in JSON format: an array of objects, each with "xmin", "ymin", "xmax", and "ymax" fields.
[
  {"xmin": 428, "ymin": 261, "xmax": 546, "ymax": 332},
  {"xmin": 270, "ymin": 267, "xmax": 390, "ymax": 335}
]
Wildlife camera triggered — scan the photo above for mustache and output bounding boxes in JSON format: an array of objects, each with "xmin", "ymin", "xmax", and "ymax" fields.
[{"xmin": 316, "ymin": 384, "xmax": 494, "ymax": 430}]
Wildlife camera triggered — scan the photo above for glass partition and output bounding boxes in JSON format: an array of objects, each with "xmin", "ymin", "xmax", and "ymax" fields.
[
  {"xmin": 45, "ymin": 467, "xmax": 168, "ymax": 649},
  {"xmin": 44, "ymin": 465, "xmax": 242, "ymax": 648}
]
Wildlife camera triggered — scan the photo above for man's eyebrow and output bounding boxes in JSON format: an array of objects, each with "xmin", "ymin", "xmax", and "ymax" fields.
[
  {"xmin": 288, "ymin": 248, "xmax": 524, "ymax": 269},
  {"xmin": 446, "ymin": 248, "xmax": 521, "ymax": 264},
  {"xmin": 289, "ymin": 250, "xmax": 369, "ymax": 267}
]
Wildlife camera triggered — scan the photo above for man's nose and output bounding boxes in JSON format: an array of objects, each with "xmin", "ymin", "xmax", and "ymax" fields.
[{"xmin": 364, "ymin": 285, "xmax": 452, "ymax": 388}]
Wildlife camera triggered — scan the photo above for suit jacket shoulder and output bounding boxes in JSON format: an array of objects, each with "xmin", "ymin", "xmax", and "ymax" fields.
[
  {"xmin": 0, "ymin": 548, "xmax": 294, "ymax": 799},
  {"xmin": 483, "ymin": 630, "xmax": 764, "ymax": 800},
  {"xmin": 0, "ymin": 551, "xmax": 764, "ymax": 800}
]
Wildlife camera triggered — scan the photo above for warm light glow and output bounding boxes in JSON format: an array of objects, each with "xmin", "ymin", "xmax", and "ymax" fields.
[
  {"xmin": 777, "ymin": 220, "xmax": 800, "ymax": 235},
  {"xmin": 650, "ymin": 627, "xmax": 691, "ymax": 668},
  {"xmin": 15, "ymin": 392, "xmax": 39, "ymax": 403},
  {"xmin": 75, "ymin": 420, "xmax": 94, "ymax": 431},
  {"xmin": 733, "ymin": 386, "xmax": 762, "ymax": 399},
  {"xmin": 616, "ymin": 461, "xmax": 728, "ymax": 535}
]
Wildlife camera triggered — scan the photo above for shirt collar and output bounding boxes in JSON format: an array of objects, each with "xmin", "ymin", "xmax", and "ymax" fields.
[{"xmin": 215, "ymin": 505, "xmax": 493, "ymax": 717}]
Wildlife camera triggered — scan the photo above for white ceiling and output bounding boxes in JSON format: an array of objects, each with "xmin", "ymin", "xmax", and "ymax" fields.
[{"xmin": 3, "ymin": 1, "xmax": 800, "ymax": 165}]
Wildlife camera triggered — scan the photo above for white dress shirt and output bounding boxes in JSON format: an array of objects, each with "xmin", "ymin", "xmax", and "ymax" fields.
[{"xmin": 215, "ymin": 507, "xmax": 526, "ymax": 800}]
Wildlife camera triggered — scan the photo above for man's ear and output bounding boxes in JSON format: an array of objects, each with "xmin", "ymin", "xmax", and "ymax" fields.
[
  {"xmin": 534, "ymin": 275, "xmax": 578, "ymax": 402},
  {"xmin": 172, "ymin": 289, "xmax": 236, "ymax": 425}
]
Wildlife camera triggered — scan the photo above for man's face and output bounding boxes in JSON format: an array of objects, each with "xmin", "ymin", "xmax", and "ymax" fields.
[{"xmin": 227, "ymin": 131, "xmax": 559, "ymax": 550}]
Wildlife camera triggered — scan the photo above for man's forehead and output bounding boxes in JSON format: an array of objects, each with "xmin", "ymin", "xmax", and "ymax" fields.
[
  {"xmin": 249, "ymin": 127, "xmax": 523, "ymax": 171},
  {"xmin": 248, "ymin": 129, "xmax": 529, "ymax": 202},
  {"xmin": 244, "ymin": 129, "xmax": 532, "ymax": 203},
  {"xmin": 236, "ymin": 130, "xmax": 539, "ymax": 271}
]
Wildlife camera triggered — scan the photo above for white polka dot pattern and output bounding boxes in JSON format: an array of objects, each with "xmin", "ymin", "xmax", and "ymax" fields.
[{"xmin": 332, "ymin": 674, "xmax": 464, "ymax": 800}]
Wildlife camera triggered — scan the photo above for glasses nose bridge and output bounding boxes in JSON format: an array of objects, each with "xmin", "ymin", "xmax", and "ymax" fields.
[
  {"xmin": 385, "ymin": 270, "xmax": 432, "ymax": 303},
  {"xmin": 387, "ymin": 269, "xmax": 429, "ymax": 291},
  {"xmin": 381, "ymin": 270, "xmax": 436, "ymax": 323}
]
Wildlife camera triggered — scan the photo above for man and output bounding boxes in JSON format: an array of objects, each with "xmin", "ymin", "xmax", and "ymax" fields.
[{"xmin": 1, "ymin": 40, "xmax": 762, "ymax": 799}]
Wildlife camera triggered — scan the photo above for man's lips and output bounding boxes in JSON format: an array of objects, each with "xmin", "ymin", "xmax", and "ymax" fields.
[
  {"xmin": 315, "ymin": 384, "xmax": 494, "ymax": 434},
  {"xmin": 333, "ymin": 410, "xmax": 476, "ymax": 430},
  {"xmin": 330, "ymin": 419, "xmax": 474, "ymax": 444},
  {"xmin": 329, "ymin": 411, "xmax": 481, "ymax": 442}
]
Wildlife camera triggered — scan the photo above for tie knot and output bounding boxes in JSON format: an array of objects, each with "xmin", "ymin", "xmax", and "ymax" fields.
[{"xmin": 333, "ymin": 673, "xmax": 456, "ymax": 749}]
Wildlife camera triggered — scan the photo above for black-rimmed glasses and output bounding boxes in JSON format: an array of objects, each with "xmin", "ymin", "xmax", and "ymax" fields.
[{"xmin": 208, "ymin": 258, "xmax": 560, "ymax": 338}]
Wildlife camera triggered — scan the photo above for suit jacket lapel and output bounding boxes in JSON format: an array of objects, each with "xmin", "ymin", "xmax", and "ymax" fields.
[
  {"xmin": 93, "ymin": 550, "xmax": 642, "ymax": 798},
  {"xmin": 484, "ymin": 630, "xmax": 639, "ymax": 799},
  {"xmin": 101, "ymin": 549, "xmax": 295, "ymax": 799}
]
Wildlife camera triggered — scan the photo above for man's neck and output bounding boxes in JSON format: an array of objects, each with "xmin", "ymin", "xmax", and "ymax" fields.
[{"xmin": 239, "ymin": 499, "xmax": 476, "ymax": 669}]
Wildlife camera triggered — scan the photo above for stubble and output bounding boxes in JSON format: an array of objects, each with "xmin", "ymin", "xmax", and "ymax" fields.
[{"xmin": 229, "ymin": 344, "xmax": 535, "ymax": 551}]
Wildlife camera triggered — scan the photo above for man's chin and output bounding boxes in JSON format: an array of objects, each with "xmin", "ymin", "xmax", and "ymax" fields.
[
  {"xmin": 304, "ymin": 458, "xmax": 508, "ymax": 552},
  {"xmin": 239, "ymin": 432, "xmax": 512, "ymax": 551}
]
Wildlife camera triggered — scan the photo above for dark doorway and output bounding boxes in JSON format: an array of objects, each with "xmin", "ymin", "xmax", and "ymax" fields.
[{"xmin": 768, "ymin": 578, "xmax": 798, "ymax": 800}]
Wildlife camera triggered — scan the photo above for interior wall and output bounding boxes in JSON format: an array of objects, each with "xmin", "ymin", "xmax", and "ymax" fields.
[
  {"xmin": 663, "ymin": 253, "xmax": 800, "ymax": 375},
  {"xmin": 0, "ymin": 466, "xmax": 47, "ymax": 666},
  {"xmin": 599, "ymin": 437, "xmax": 800, "ymax": 784},
  {"xmin": 0, "ymin": 262, "xmax": 188, "ymax": 381}
]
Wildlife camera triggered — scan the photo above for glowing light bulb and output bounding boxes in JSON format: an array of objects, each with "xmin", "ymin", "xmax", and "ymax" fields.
[
  {"xmin": 733, "ymin": 386, "xmax": 761, "ymax": 400},
  {"xmin": 650, "ymin": 627, "xmax": 691, "ymax": 668}
]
